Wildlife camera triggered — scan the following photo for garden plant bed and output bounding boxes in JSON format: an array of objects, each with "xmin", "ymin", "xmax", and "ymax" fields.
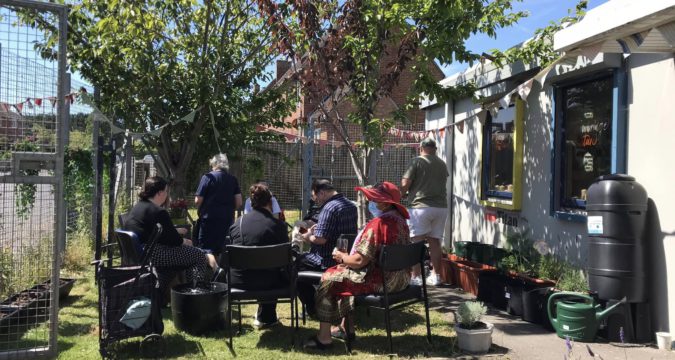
[
  {"xmin": 0, "ymin": 291, "xmax": 48, "ymax": 322},
  {"xmin": 29, "ymin": 278, "xmax": 77, "ymax": 301}
]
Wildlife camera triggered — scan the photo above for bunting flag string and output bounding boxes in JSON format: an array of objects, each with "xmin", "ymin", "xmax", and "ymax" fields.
[
  {"xmin": 78, "ymin": 92, "xmax": 204, "ymax": 138},
  {"xmin": 0, "ymin": 91, "xmax": 83, "ymax": 114}
]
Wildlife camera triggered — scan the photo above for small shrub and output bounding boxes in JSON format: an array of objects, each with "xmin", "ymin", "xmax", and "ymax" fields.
[
  {"xmin": 557, "ymin": 268, "xmax": 589, "ymax": 293},
  {"xmin": 456, "ymin": 301, "xmax": 487, "ymax": 329},
  {"xmin": 501, "ymin": 229, "xmax": 539, "ymax": 275},
  {"xmin": 537, "ymin": 254, "xmax": 566, "ymax": 281}
]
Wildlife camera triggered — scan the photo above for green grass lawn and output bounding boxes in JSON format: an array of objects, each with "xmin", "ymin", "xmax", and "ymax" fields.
[{"xmin": 32, "ymin": 270, "xmax": 459, "ymax": 359}]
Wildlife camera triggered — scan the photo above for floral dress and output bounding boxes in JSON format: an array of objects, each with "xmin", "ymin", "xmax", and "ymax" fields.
[{"xmin": 315, "ymin": 211, "xmax": 411, "ymax": 324}]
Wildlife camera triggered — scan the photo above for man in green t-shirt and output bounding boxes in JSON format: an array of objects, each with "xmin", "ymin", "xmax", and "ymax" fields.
[{"xmin": 401, "ymin": 137, "xmax": 448, "ymax": 286}]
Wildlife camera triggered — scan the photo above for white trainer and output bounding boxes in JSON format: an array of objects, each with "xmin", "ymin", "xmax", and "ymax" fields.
[
  {"xmin": 426, "ymin": 273, "xmax": 441, "ymax": 286},
  {"xmin": 409, "ymin": 276, "xmax": 423, "ymax": 286}
]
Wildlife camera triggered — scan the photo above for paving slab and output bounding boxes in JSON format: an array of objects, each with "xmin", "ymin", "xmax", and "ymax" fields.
[{"xmin": 426, "ymin": 285, "xmax": 675, "ymax": 360}]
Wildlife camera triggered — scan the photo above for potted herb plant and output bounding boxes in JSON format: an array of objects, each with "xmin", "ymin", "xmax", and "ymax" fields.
[{"xmin": 455, "ymin": 301, "xmax": 493, "ymax": 353}]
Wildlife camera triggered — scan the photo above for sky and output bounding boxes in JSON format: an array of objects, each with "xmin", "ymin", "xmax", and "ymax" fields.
[{"xmin": 438, "ymin": 0, "xmax": 610, "ymax": 77}]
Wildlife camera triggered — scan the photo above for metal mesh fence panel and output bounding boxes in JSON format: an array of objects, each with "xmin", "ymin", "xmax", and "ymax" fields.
[
  {"xmin": 244, "ymin": 123, "xmax": 425, "ymax": 211},
  {"xmin": 0, "ymin": 2, "xmax": 68, "ymax": 357}
]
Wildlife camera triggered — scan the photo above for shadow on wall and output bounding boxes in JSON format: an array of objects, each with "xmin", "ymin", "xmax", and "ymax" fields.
[{"xmin": 647, "ymin": 198, "xmax": 669, "ymax": 333}]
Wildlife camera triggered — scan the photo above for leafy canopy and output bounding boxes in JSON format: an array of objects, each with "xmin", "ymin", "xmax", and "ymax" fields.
[{"xmin": 18, "ymin": 0, "xmax": 293, "ymax": 194}]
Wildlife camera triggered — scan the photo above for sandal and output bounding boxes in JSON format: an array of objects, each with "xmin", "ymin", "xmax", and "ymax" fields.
[
  {"xmin": 331, "ymin": 327, "xmax": 356, "ymax": 342},
  {"xmin": 303, "ymin": 335, "xmax": 333, "ymax": 350}
]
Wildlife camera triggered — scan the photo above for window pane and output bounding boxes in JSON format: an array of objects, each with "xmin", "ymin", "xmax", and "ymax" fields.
[
  {"xmin": 561, "ymin": 76, "xmax": 613, "ymax": 208},
  {"xmin": 485, "ymin": 106, "xmax": 515, "ymax": 197}
]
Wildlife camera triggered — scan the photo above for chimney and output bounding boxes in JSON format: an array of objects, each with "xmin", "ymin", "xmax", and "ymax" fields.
[{"xmin": 276, "ymin": 60, "xmax": 291, "ymax": 81}]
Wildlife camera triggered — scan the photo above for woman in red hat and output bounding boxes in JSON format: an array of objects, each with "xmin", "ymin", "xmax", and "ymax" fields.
[{"xmin": 303, "ymin": 181, "xmax": 411, "ymax": 350}]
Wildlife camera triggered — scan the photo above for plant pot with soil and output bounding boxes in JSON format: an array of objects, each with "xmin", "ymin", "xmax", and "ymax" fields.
[
  {"xmin": 455, "ymin": 301, "xmax": 493, "ymax": 353},
  {"xmin": 450, "ymin": 259, "xmax": 496, "ymax": 296}
]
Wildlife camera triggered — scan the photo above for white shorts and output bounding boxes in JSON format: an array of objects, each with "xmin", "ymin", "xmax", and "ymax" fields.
[{"xmin": 407, "ymin": 207, "xmax": 447, "ymax": 239}]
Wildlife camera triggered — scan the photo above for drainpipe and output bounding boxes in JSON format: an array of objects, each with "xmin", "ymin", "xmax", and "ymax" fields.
[{"xmin": 447, "ymin": 100, "xmax": 455, "ymax": 252}]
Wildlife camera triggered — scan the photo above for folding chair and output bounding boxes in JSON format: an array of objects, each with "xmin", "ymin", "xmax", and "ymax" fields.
[
  {"xmin": 225, "ymin": 243, "xmax": 298, "ymax": 349},
  {"xmin": 343, "ymin": 241, "xmax": 432, "ymax": 353}
]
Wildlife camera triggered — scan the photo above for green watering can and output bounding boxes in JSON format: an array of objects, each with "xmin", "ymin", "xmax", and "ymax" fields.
[{"xmin": 547, "ymin": 292, "xmax": 624, "ymax": 342}]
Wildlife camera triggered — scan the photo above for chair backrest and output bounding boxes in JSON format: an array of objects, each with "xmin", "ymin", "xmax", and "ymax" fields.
[
  {"xmin": 226, "ymin": 243, "xmax": 292, "ymax": 270},
  {"xmin": 379, "ymin": 241, "xmax": 426, "ymax": 272},
  {"xmin": 114, "ymin": 229, "xmax": 143, "ymax": 266},
  {"xmin": 117, "ymin": 212, "xmax": 129, "ymax": 228}
]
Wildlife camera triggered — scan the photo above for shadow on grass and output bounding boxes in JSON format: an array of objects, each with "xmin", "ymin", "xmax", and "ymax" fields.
[{"xmin": 103, "ymin": 333, "xmax": 205, "ymax": 359}]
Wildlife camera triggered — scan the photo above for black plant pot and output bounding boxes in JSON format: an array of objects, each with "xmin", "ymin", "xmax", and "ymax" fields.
[
  {"xmin": 477, "ymin": 272, "xmax": 494, "ymax": 304},
  {"xmin": 171, "ymin": 282, "xmax": 228, "ymax": 335},
  {"xmin": 491, "ymin": 273, "xmax": 508, "ymax": 310},
  {"xmin": 522, "ymin": 286, "xmax": 553, "ymax": 325},
  {"xmin": 506, "ymin": 277, "xmax": 526, "ymax": 316}
]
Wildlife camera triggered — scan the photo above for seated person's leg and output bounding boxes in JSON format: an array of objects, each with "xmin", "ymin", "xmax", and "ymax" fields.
[{"xmin": 255, "ymin": 302, "xmax": 279, "ymax": 327}]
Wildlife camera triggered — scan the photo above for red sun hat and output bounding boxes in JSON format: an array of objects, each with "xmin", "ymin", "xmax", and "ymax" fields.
[{"xmin": 355, "ymin": 181, "xmax": 409, "ymax": 219}]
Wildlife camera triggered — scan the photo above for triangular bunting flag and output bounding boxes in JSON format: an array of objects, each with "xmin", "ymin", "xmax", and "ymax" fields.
[
  {"xmin": 35, "ymin": 98, "xmax": 42, "ymax": 107},
  {"xmin": 47, "ymin": 97, "xmax": 57, "ymax": 107},
  {"xmin": 14, "ymin": 103, "xmax": 23, "ymax": 114},
  {"xmin": 0, "ymin": 103, "xmax": 9, "ymax": 113}
]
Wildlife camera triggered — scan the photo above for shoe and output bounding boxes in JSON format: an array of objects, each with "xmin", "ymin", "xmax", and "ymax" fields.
[
  {"xmin": 253, "ymin": 319, "xmax": 280, "ymax": 329},
  {"xmin": 303, "ymin": 335, "xmax": 333, "ymax": 350},
  {"xmin": 426, "ymin": 273, "xmax": 441, "ymax": 286},
  {"xmin": 331, "ymin": 327, "xmax": 356, "ymax": 342},
  {"xmin": 410, "ymin": 276, "xmax": 422, "ymax": 286}
]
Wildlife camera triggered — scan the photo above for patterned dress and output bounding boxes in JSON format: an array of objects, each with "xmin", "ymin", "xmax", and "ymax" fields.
[{"xmin": 315, "ymin": 211, "xmax": 411, "ymax": 324}]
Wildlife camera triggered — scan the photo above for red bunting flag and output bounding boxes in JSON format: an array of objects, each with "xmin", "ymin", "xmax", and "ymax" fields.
[{"xmin": 35, "ymin": 98, "xmax": 42, "ymax": 107}]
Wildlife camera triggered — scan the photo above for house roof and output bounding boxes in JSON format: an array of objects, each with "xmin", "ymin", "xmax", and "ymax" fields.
[{"xmin": 554, "ymin": 0, "xmax": 675, "ymax": 53}]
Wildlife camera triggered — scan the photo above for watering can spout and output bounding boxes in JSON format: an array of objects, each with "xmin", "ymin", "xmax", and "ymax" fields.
[{"xmin": 596, "ymin": 297, "xmax": 626, "ymax": 321}]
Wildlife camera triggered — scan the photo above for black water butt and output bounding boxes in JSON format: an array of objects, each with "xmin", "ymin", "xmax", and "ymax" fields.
[
  {"xmin": 171, "ymin": 282, "xmax": 228, "ymax": 335},
  {"xmin": 586, "ymin": 174, "xmax": 648, "ymax": 302}
]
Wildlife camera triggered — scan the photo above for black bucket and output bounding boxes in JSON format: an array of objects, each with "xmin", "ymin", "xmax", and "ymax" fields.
[
  {"xmin": 171, "ymin": 282, "xmax": 228, "ymax": 335},
  {"xmin": 522, "ymin": 287, "xmax": 553, "ymax": 325}
]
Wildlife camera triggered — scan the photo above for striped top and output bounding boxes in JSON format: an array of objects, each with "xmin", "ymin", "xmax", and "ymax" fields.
[{"xmin": 306, "ymin": 193, "xmax": 358, "ymax": 269}]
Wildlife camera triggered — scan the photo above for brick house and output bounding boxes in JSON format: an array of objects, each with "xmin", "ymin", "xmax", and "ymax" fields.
[{"xmin": 270, "ymin": 49, "xmax": 446, "ymax": 141}]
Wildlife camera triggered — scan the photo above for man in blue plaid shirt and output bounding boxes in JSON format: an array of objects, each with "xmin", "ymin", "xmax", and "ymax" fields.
[{"xmin": 298, "ymin": 179, "xmax": 357, "ymax": 317}]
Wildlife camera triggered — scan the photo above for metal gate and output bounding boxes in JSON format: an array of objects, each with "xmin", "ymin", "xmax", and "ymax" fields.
[{"xmin": 0, "ymin": 1, "xmax": 68, "ymax": 358}]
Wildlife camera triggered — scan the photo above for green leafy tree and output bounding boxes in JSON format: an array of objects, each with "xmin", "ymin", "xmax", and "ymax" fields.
[
  {"xmin": 489, "ymin": 0, "xmax": 588, "ymax": 67},
  {"xmin": 258, "ymin": 0, "xmax": 525, "ymax": 223},
  {"xmin": 18, "ymin": 0, "xmax": 293, "ymax": 197}
]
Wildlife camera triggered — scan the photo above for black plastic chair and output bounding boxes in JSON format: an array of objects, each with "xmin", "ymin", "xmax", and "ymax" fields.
[
  {"xmin": 344, "ymin": 241, "xmax": 432, "ymax": 354},
  {"xmin": 225, "ymin": 243, "xmax": 298, "ymax": 350},
  {"xmin": 297, "ymin": 233, "xmax": 357, "ymax": 324}
]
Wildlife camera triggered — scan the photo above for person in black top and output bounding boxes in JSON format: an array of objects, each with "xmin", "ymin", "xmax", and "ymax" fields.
[
  {"xmin": 125, "ymin": 176, "xmax": 217, "ymax": 286},
  {"xmin": 228, "ymin": 183, "xmax": 289, "ymax": 328},
  {"xmin": 194, "ymin": 154, "xmax": 243, "ymax": 254}
]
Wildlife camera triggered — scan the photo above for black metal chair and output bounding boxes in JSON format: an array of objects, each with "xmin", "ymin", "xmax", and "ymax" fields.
[
  {"xmin": 297, "ymin": 233, "xmax": 357, "ymax": 324},
  {"xmin": 225, "ymin": 243, "xmax": 298, "ymax": 350},
  {"xmin": 343, "ymin": 241, "xmax": 432, "ymax": 354}
]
